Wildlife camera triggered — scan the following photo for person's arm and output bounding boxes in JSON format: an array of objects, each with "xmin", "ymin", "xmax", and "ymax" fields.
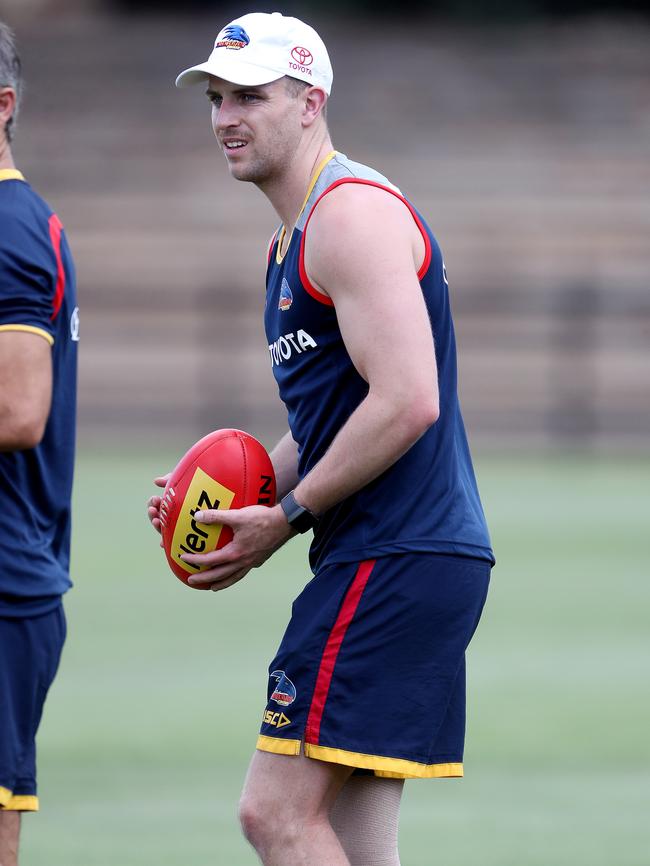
[
  {"xmin": 269, "ymin": 430, "xmax": 300, "ymax": 500},
  {"xmin": 0, "ymin": 330, "xmax": 52, "ymax": 451},
  {"xmin": 181, "ymin": 183, "xmax": 438, "ymax": 589},
  {"xmin": 291, "ymin": 182, "xmax": 438, "ymax": 515}
]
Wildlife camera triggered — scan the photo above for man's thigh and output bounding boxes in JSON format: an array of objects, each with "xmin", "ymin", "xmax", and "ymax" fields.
[{"xmin": 242, "ymin": 748, "xmax": 353, "ymax": 819}]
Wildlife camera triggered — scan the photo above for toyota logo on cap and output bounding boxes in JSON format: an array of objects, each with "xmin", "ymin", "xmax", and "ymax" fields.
[{"xmin": 291, "ymin": 46, "xmax": 313, "ymax": 66}]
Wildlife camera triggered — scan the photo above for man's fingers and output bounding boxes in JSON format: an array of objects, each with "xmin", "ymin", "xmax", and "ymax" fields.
[
  {"xmin": 148, "ymin": 503, "xmax": 163, "ymax": 535},
  {"xmin": 193, "ymin": 508, "xmax": 239, "ymax": 526},
  {"xmin": 210, "ymin": 569, "xmax": 250, "ymax": 592},
  {"xmin": 185, "ymin": 553, "xmax": 249, "ymax": 586},
  {"xmin": 182, "ymin": 545, "xmax": 239, "ymax": 572},
  {"xmin": 154, "ymin": 474, "xmax": 170, "ymax": 489}
]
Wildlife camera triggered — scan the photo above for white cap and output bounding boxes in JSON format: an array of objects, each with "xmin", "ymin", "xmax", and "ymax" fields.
[{"xmin": 175, "ymin": 12, "xmax": 333, "ymax": 94}]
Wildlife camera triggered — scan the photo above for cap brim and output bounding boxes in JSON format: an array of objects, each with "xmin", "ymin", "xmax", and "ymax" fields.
[{"xmin": 175, "ymin": 59, "xmax": 284, "ymax": 89}]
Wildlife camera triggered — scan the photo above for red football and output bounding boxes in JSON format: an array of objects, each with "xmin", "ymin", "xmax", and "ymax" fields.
[{"xmin": 159, "ymin": 429, "xmax": 276, "ymax": 589}]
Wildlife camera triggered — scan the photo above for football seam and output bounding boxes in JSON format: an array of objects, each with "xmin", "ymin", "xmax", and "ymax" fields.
[{"xmin": 237, "ymin": 431, "xmax": 249, "ymax": 503}]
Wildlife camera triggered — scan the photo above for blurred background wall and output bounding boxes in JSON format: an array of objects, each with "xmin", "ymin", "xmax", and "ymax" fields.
[{"xmin": 2, "ymin": 0, "xmax": 648, "ymax": 453}]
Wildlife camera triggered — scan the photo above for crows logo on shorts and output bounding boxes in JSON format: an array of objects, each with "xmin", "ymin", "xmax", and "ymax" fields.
[{"xmin": 269, "ymin": 670, "xmax": 296, "ymax": 706}]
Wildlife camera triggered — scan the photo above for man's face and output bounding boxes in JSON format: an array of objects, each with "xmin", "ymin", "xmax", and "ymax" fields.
[{"xmin": 206, "ymin": 77, "xmax": 305, "ymax": 185}]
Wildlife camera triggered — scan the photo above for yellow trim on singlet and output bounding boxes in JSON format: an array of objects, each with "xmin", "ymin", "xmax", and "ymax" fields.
[
  {"xmin": 0, "ymin": 324, "xmax": 54, "ymax": 345},
  {"xmin": 0, "ymin": 786, "xmax": 12, "ymax": 807},
  {"xmin": 2, "ymin": 794, "xmax": 39, "ymax": 811},
  {"xmin": 275, "ymin": 150, "xmax": 337, "ymax": 264},
  {"xmin": 256, "ymin": 735, "xmax": 302, "ymax": 756},
  {"xmin": 0, "ymin": 169, "xmax": 25, "ymax": 182}
]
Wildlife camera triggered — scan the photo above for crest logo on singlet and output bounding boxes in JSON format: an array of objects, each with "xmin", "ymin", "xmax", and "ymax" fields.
[
  {"xmin": 269, "ymin": 670, "xmax": 296, "ymax": 706},
  {"xmin": 278, "ymin": 278, "xmax": 293, "ymax": 311},
  {"xmin": 215, "ymin": 25, "xmax": 250, "ymax": 50}
]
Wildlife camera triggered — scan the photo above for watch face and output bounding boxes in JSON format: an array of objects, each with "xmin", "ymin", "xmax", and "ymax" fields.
[{"xmin": 281, "ymin": 492, "xmax": 317, "ymax": 533}]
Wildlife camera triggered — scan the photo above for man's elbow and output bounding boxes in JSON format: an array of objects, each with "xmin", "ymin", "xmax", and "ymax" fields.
[
  {"xmin": 402, "ymin": 393, "xmax": 440, "ymax": 439},
  {"xmin": 416, "ymin": 396, "xmax": 440, "ymax": 432},
  {"xmin": 0, "ymin": 413, "xmax": 48, "ymax": 451},
  {"xmin": 18, "ymin": 417, "xmax": 47, "ymax": 450}
]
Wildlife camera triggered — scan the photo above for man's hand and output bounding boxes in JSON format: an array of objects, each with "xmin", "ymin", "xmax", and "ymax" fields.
[
  {"xmin": 147, "ymin": 474, "xmax": 170, "ymax": 542},
  {"xmin": 180, "ymin": 504, "xmax": 294, "ymax": 592}
]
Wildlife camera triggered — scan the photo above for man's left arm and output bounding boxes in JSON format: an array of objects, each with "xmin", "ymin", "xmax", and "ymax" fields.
[
  {"xmin": 183, "ymin": 183, "xmax": 438, "ymax": 589},
  {"xmin": 292, "ymin": 183, "xmax": 439, "ymax": 515}
]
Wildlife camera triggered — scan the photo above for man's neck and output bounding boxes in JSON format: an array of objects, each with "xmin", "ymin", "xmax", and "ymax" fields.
[
  {"xmin": 260, "ymin": 133, "xmax": 334, "ymax": 234},
  {"xmin": 0, "ymin": 137, "xmax": 15, "ymax": 171}
]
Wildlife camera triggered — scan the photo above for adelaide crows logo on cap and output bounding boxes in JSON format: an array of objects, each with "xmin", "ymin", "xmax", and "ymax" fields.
[
  {"xmin": 269, "ymin": 670, "xmax": 296, "ymax": 706},
  {"xmin": 278, "ymin": 278, "xmax": 293, "ymax": 311},
  {"xmin": 215, "ymin": 25, "xmax": 250, "ymax": 50}
]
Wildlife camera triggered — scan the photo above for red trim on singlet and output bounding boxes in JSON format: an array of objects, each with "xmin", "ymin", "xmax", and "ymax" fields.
[
  {"xmin": 48, "ymin": 214, "xmax": 66, "ymax": 321},
  {"xmin": 305, "ymin": 559, "xmax": 377, "ymax": 746},
  {"xmin": 298, "ymin": 178, "xmax": 433, "ymax": 306}
]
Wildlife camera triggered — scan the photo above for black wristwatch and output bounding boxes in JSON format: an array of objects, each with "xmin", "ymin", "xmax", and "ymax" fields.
[{"xmin": 280, "ymin": 491, "xmax": 318, "ymax": 534}]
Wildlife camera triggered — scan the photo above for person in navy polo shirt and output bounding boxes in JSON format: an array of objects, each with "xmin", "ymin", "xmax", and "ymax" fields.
[
  {"xmin": 149, "ymin": 12, "xmax": 493, "ymax": 865},
  {"xmin": 0, "ymin": 21, "xmax": 78, "ymax": 866}
]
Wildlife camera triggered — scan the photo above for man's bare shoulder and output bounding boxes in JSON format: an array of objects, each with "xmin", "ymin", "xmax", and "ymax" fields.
[
  {"xmin": 304, "ymin": 181, "xmax": 425, "ymax": 294},
  {"xmin": 309, "ymin": 180, "xmax": 416, "ymax": 239}
]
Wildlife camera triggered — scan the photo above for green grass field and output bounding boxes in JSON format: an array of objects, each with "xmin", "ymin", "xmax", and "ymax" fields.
[{"xmin": 21, "ymin": 451, "xmax": 650, "ymax": 865}]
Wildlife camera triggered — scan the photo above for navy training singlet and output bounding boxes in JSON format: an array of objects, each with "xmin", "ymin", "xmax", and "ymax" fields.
[
  {"xmin": 0, "ymin": 170, "xmax": 78, "ymax": 615},
  {"xmin": 264, "ymin": 152, "xmax": 493, "ymax": 571}
]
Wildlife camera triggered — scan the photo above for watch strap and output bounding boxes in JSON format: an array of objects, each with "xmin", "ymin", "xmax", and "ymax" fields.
[{"xmin": 280, "ymin": 491, "xmax": 318, "ymax": 534}]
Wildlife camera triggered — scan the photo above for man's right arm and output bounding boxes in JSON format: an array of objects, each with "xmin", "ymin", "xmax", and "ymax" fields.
[
  {"xmin": 0, "ymin": 205, "xmax": 59, "ymax": 453},
  {"xmin": 0, "ymin": 330, "xmax": 52, "ymax": 451}
]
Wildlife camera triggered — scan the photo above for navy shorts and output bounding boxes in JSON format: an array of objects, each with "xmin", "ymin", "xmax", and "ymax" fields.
[
  {"xmin": 257, "ymin": 553, "xmax": 490, "ymax": 779},
  {"xmin": 0, "ymin": 604, "xmax": 66, "ymax": 811}
]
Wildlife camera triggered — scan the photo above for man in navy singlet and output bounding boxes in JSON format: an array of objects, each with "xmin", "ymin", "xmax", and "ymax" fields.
[
  {"xmin": 149, "ymin": 12, "xmax": 493, "ymax": 865},
  {"xmin": 0, "ymin": 22, "xmax": 77, "ymax": 865}
]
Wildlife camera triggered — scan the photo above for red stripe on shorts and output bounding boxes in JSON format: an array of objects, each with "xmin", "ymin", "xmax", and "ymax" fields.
[
  {"xmin": 305, "ymin": 559, "xmax": 377, "ymax": 746},
  {"xmin": 48, "ymin": 214, "xmax": 65, "ymax": 321}
]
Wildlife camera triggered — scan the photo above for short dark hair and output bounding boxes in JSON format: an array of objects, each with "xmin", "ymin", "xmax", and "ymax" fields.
[
  {"xmin": 0, "ymin": 21, "xmax": 22, "ymax": 142},
  {"xmin": 284, "ymin": 76, "xmax": 310, "ymax": 99},
  {"xmin": 283, "ymin": 75, "xmax": 328, "ymax": 121}
]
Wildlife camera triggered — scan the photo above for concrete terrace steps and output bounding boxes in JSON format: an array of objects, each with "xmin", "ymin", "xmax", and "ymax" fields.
[{"xmin": 10, "ymin": 12, "xmax": 650, "ymax": 448}]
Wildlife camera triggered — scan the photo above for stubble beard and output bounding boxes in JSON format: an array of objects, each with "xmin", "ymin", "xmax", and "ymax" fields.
[
  {"xmin": 227, "ymin": 152, "xmax": 277, "ymax": 185},
  {"xmin": 226, "ymin": 119, "xmax": 302, "ymax": 188}
]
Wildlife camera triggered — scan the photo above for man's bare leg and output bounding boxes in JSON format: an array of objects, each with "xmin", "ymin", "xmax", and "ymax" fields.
[
  {"xmin": 331, "ymin": 775, "xmax": 404, "ymax": 866},
  {"xmin": 239, "ymin": 749, "xmax": 354, "ymax": 866},
  {"xmin": 0, "ymin": 810, "xmax": 20, "ymax": 866}
]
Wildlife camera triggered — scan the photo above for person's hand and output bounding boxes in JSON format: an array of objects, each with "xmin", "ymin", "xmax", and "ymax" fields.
[
  {"xmin": 147, "ymin": 474, "xmax": 170, "ymax": 544},
  {"xmin": 180, "ymin": 504, "xmax": 294, "ymax": 592}
]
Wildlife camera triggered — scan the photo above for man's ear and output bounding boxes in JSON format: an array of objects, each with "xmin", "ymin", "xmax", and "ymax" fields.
[
  {"xmin": 302, "ymin": 86, "xmax": 327, "ymax": 127},
  {"xmin": 0, "ymin": 87, "xmax": 16, "ymax": 129}
]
